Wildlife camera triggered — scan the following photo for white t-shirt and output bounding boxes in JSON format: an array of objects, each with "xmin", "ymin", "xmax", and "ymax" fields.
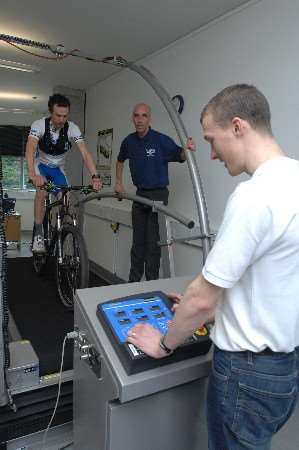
[
  {"xmin": 202, "ymin": 156, "xmax": 299, "ymax": 352},
  {"xmin": 29, "ymin": 118, "xmax": 84, "ymax": 168}
]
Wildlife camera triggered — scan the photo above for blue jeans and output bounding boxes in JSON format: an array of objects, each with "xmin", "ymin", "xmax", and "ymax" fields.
[{"xmin": 207, "ymin": 346, "xmax": 299, "ymax": 450}]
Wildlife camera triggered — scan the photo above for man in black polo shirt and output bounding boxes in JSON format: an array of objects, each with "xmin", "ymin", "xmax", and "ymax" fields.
[{"xmin": 115, "ymin": 103, "xmax": 194, "ymax": 282}]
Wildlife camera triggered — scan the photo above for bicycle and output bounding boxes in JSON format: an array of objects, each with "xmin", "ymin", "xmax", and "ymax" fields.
[{"xmin": 31, "ymin": 182, "xmax": 95, "ymax": 309}]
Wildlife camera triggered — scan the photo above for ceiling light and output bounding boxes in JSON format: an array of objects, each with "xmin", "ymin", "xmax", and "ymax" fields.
[
  {"xmin": 0, "ymin": 107, "xmax": 36, "ymax": 114},
  {"xmin": 0, "ymin": 58, "xmax": 40, "ymax": 73},
  {"xmin": 0, "ymin": 92, "xmax": 34, "ymax": 100},
  {"xmin": 0, "ymin": 110, "xmax": 33, "ymax": 114}
]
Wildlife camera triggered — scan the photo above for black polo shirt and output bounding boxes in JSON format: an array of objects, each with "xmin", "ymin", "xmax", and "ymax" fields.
[{"xmin": 118, "ymin": 128, "xmax": 183, "ymax": 189}]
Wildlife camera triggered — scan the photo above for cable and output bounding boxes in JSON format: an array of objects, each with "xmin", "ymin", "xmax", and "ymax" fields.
[
  {"xmin": 0, "ymin": 155, "xmax": 12, "ymax": 409},
  {"xmin": 0, "ymin": 33, "xmax": 52, "ymax": 50},
  {"xmin": 0, "ymin": 33, "xmax": 128, "ymax": 67},
  {"xmin": 40, "ymin": 335, "xmax": 66, "ymax": 449},
  {"xmin": 5, "ymin": 41, "xmax": 76, "ymax": 61},
  {"xmin": 41, "ymin": 331, "xmax": 78, "ymax": 450},
  {"xmin": 58, "ymin": 442, "xmax": 74, "ymax": 450}
]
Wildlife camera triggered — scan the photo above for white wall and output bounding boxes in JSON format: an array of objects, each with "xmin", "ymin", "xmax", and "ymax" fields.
[{"xmin": 83, "ymin": 0, "xmax": 299, "ymax": 279}]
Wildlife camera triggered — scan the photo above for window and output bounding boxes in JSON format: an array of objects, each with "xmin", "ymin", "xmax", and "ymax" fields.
[
  {"xmin": 0, "ymin": 125, "xmax": 30, "ymax": 190},
  {"xmin": 2, "ymin": 155, "xmax": 30, "ymax": 190}
]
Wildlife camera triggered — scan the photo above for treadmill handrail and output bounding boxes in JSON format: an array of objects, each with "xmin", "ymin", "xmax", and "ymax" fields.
[{"xmin": 76, "ymin": 191, "xmax": 195, "ymax": 229}]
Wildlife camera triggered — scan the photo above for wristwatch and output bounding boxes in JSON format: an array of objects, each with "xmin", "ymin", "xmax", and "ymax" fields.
[
  {"xmin": 159, "ymin": 334, "xmax": 174, "ymax": 355},
  {"xmin": 91, "ymin": 174, "xmax": 100, "ymax": 179}
]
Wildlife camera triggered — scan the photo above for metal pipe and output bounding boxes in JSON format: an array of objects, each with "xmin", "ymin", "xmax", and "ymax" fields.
[
  {"xmin": 124, "ymin": 62, "xmax": 212, "ymax": 261},
  {"xmin": 0, "ymin": 34, "xmax": 213, "ymax": 260},
  {"xmin": 77, "ymin": 192, "xmax": 195, "ymax": 229}
]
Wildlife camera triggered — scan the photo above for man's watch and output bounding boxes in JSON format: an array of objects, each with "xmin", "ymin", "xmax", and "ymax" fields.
[
  {"xmin": 159, "ymin": 334, "xmax": 174, "ymax": 355},
  {"xmin": 91, "ymin": 174, "xmax": 100, "ymax": 180}
]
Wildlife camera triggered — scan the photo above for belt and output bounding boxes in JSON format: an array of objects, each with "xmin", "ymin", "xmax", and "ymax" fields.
[
  {"xmin": 137, "ymin": 187, "xmax": 167, "ymax": 191},
  {"xmin": 247, "ymin": 347, "xmax": 294, "ymax": 357},
  {"xmin": 216, "ymin": 346, "xmax": 292, "ymax": 357},
  {"xmin": 257, "ymin": 347, "xmax": 276, "ymax": 356}
]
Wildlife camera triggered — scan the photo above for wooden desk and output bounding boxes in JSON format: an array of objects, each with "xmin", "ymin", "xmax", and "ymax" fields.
[{"xmin": 4, "ymin": 213, "xmax": 21, "ymax": 248}]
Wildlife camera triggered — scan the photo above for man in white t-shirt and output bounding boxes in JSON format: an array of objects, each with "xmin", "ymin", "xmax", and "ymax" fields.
[
  {"xmin": 26, "ymin": 93, "xmax": 102, "ymax": 252},
  {"xmin": 127, "ymin": 84, "xmax": 299, "ymax": 449}
]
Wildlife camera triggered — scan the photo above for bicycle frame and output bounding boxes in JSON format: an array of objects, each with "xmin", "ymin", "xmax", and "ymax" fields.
[
  {"xmin": 44, "ymin": 190, "xmax": 77, "ymax": 263},
  {"xmin": 32, "ymin": 183, "xmax": 94, "ymax": 307}
]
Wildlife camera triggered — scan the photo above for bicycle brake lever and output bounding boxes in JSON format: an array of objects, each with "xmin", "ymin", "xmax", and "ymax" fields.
[
  {"xmin": 81, "ymin": 185, "xmax": 95, "ymax": 195},
  {"xmin": 44, "ymin": 181, "xmax": 56, "ymax": 192}
]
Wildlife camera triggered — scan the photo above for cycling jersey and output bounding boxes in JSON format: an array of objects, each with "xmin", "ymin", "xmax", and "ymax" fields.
[{"xmin": 29, "ymin": 117, "xmax": 84, "ymax": 168}]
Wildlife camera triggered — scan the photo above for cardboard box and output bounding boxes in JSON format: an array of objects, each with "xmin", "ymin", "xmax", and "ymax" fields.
[{"xmin": 4, "ymin": 213, "xmax": 21, "ymax": 243}]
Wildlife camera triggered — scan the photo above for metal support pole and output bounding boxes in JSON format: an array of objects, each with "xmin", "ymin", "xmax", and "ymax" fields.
[
  {"xmin": 77, "ymin": 191, "xmax": 195, "ymax": 230},
  {"xmin": 124, "ymin": 62, "xmax": 212, "ymax": 262},
  {"xmin": 158, "ymin": 213, "xmax": 176, "ymax": 278},
  {"xmin": 0, "ymin": 34, "xmax": 213, "ymax": 262}
]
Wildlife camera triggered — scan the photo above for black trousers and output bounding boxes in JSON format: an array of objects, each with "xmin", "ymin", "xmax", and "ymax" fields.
[{"xmin": 129, "ymin": 188, "xmax": 168, "ymax": 282}]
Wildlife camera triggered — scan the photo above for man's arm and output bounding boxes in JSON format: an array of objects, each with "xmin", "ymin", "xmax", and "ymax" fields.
[
  {"xmin": 163, "ymin": 275, "xmax": 222, "ymax": 349},
  {"xmin": 114, "ymin": 160, "xmax": 125, "ymax": 193},
  {"xmin": 127, "ymin": 274, "xmax": 223, "ymax": 358},
  {"xmin": 25, "ymin": 136, "xmax": 45, "ymax": 187},
  {"xmin": 76, "ymin": 140, "xmax": 102, "ymax": 190}
]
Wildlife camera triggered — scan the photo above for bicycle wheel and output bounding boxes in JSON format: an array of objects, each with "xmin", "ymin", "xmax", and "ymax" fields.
[{"xmin": 56, "ymin": 224, "xmax": 89, "ymax": 309}]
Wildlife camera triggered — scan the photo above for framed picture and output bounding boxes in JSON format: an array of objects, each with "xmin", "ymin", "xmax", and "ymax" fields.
[{"xmin": 96, "ymin": 128, "xmax": 113, "ymax": 186}]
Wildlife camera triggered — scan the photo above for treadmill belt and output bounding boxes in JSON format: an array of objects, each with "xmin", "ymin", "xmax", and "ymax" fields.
[{"xmin": 7, "ymin": 257, "xmax": 107, "ymax": 376}]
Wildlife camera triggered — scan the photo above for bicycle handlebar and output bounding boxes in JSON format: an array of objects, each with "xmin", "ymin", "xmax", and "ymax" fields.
[
  {"xmin": 28, "ymin": 180, "xmax": 96, "ymax": 194},
  {"xmin": 77, "ymin": 191, "xmax": 195, "ymax": 229}
]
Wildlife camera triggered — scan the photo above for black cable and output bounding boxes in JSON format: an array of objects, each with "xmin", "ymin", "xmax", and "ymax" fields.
[
  {"xmin": 0, "ymin": 33, "xmax": 52, "ymax": 50},
  {"xmin": 58, "ymin": 442, "xmax": 74, "ymax": 450},
  {"xmin": 0, "ymin": 33, "xmax": 129, "ymax": 68},
  {"xmin": 0, "ymin": 154, "xmax": 11, "ymax": 410},
  {"xmin": 0, "ymin": 154, "xmax": 10, "ymax": 370},
  {"xmin": 5, "ymin": 41, "xmax": 71, "ymax": 60}
]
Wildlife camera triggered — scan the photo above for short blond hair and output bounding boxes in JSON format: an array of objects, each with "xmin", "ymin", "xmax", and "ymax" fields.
[{"xmin": 201, "ymin": 84, "xmax": 272, "ymax": 135}]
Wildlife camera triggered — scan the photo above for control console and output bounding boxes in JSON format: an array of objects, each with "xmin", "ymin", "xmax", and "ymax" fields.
[{"xmin": 97, "ymin": 291, "xmax": 211, "ymax": 374}]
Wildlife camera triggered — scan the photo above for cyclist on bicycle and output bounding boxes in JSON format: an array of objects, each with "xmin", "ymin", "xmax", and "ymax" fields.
[{"xmin": 26, "ymin": 93, "xmax": 102, "ymax": 253}]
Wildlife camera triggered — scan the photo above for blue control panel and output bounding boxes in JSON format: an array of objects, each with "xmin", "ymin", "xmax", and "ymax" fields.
[
  {"xmin": 97, "ymin": 291, "xmax": 211, "ymax": 374},
  {"xmin": 100, "ymin": 294, "xmax": 172, "ymax": 343}
]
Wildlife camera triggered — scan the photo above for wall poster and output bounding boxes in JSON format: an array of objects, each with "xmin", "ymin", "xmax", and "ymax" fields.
[{"xmin": 96, "ymin": 128, "xmax": 113, "ymax": 186}]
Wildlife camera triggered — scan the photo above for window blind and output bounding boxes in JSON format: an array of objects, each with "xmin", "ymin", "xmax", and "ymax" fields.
[{"xmin": 0, "ymin": 126, "xmax": 30, "ymax": 156}]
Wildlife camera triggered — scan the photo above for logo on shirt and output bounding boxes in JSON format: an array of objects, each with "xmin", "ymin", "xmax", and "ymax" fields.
[{"xmin": 146, "ymin": 148, "xmax": 156, "ymax": 157}]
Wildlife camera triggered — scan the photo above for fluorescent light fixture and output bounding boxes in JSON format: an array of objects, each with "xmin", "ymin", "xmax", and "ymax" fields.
[
  {"xmin": 0, "ymin": 108, "xmax": 35, "ymax": 113},
  {"xmin": 0, "ymin": 92, "xmax": 34, "ymax": 100},
  {"xmin": 0, "ymin": 58, "xmax": 40, "ymax": 73}
]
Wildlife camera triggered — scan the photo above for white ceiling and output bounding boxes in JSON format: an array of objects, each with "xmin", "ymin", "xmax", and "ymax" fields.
[{"xmin": 0, "ymin": 0, "xmax": 250, "ymax": 114}]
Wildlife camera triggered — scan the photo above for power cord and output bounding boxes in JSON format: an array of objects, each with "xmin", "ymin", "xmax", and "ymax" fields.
[
  {"xmin": 41, "ymin": 331, "xmax": 78, "ymax": 450},
  {"xmin": 58, "ymin": 442, "xmax": 74, "ymax": 450}
]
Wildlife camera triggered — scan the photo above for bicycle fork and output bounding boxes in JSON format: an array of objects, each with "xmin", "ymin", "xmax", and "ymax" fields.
[
  {"xmin": 56, "ymin": 211, "xmax": 79, "ymax": 264},
  {"xmin": 56, "ymin": 212, "xmax": 63, "ymax": 264}
]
